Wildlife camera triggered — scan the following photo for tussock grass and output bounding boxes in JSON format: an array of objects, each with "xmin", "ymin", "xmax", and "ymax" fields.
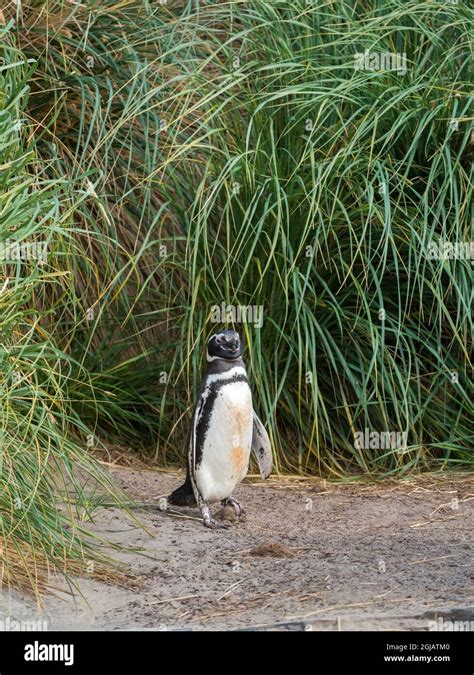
[
  {"xmin": 8, "ymin": 0, "xmax": 472, "ymax": 474},
  {"xmin": 0, "ymin": 26, "xmax": 134, "ymax": 597}
]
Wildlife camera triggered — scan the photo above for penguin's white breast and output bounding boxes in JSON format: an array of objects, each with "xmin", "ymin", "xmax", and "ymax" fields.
[{"xmin": 195, "ymin": 380, "xmax": 253, "ymax": 503}]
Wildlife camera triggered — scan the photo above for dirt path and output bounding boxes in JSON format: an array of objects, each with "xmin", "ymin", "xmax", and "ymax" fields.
[{"xmin": 2, "ymin": 469, "xmax": 473, "ymax": 631}]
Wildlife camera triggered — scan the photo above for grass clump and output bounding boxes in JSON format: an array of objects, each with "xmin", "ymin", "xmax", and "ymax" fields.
[
  {"xmin": 0, "ymin": 23, "xmax": 131, "ymax": 599},
  {"xmin": 4, "ymin": 1, "xmax": 473, "ymax": 476}
]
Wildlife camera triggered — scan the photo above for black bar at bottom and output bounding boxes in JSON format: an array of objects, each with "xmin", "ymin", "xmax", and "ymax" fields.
[{"xmin": 0, "ymin": 630, "xmax": 471, "ymax": 673}]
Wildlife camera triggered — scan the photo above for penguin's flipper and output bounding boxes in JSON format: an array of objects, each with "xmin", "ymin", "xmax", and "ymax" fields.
[
  {"xmin": 188, "ymin": 399, "xmax": 206, "ymax": 507},
  {"xmin": 251, "ymin": 412, "xmax": 273, "ymax": 479}
]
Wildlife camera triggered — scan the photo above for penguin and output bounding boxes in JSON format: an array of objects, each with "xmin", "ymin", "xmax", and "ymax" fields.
[{"xmin": 161, "ymin": 329, "xmax": 272, "ymax": 529}]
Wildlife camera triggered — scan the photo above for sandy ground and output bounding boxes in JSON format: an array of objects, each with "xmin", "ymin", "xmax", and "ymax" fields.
[{"xmin": 1, "ymin": 468, "xmax": 473, "ymax": 631}]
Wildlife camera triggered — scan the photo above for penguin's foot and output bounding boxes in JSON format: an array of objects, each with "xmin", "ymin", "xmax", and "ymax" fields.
[
  {"xmin": 201, "ymin": 504, "xmax": 231, "ymax": 530},
  {"xmin": 221, "ymin": 496, "xmax": 245, "ymax": 518}
]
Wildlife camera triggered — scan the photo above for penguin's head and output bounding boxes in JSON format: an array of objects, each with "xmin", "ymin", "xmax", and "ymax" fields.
[{"xmin": 207, "ymin": 329, "xmax": 242, "ymax": 361}]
